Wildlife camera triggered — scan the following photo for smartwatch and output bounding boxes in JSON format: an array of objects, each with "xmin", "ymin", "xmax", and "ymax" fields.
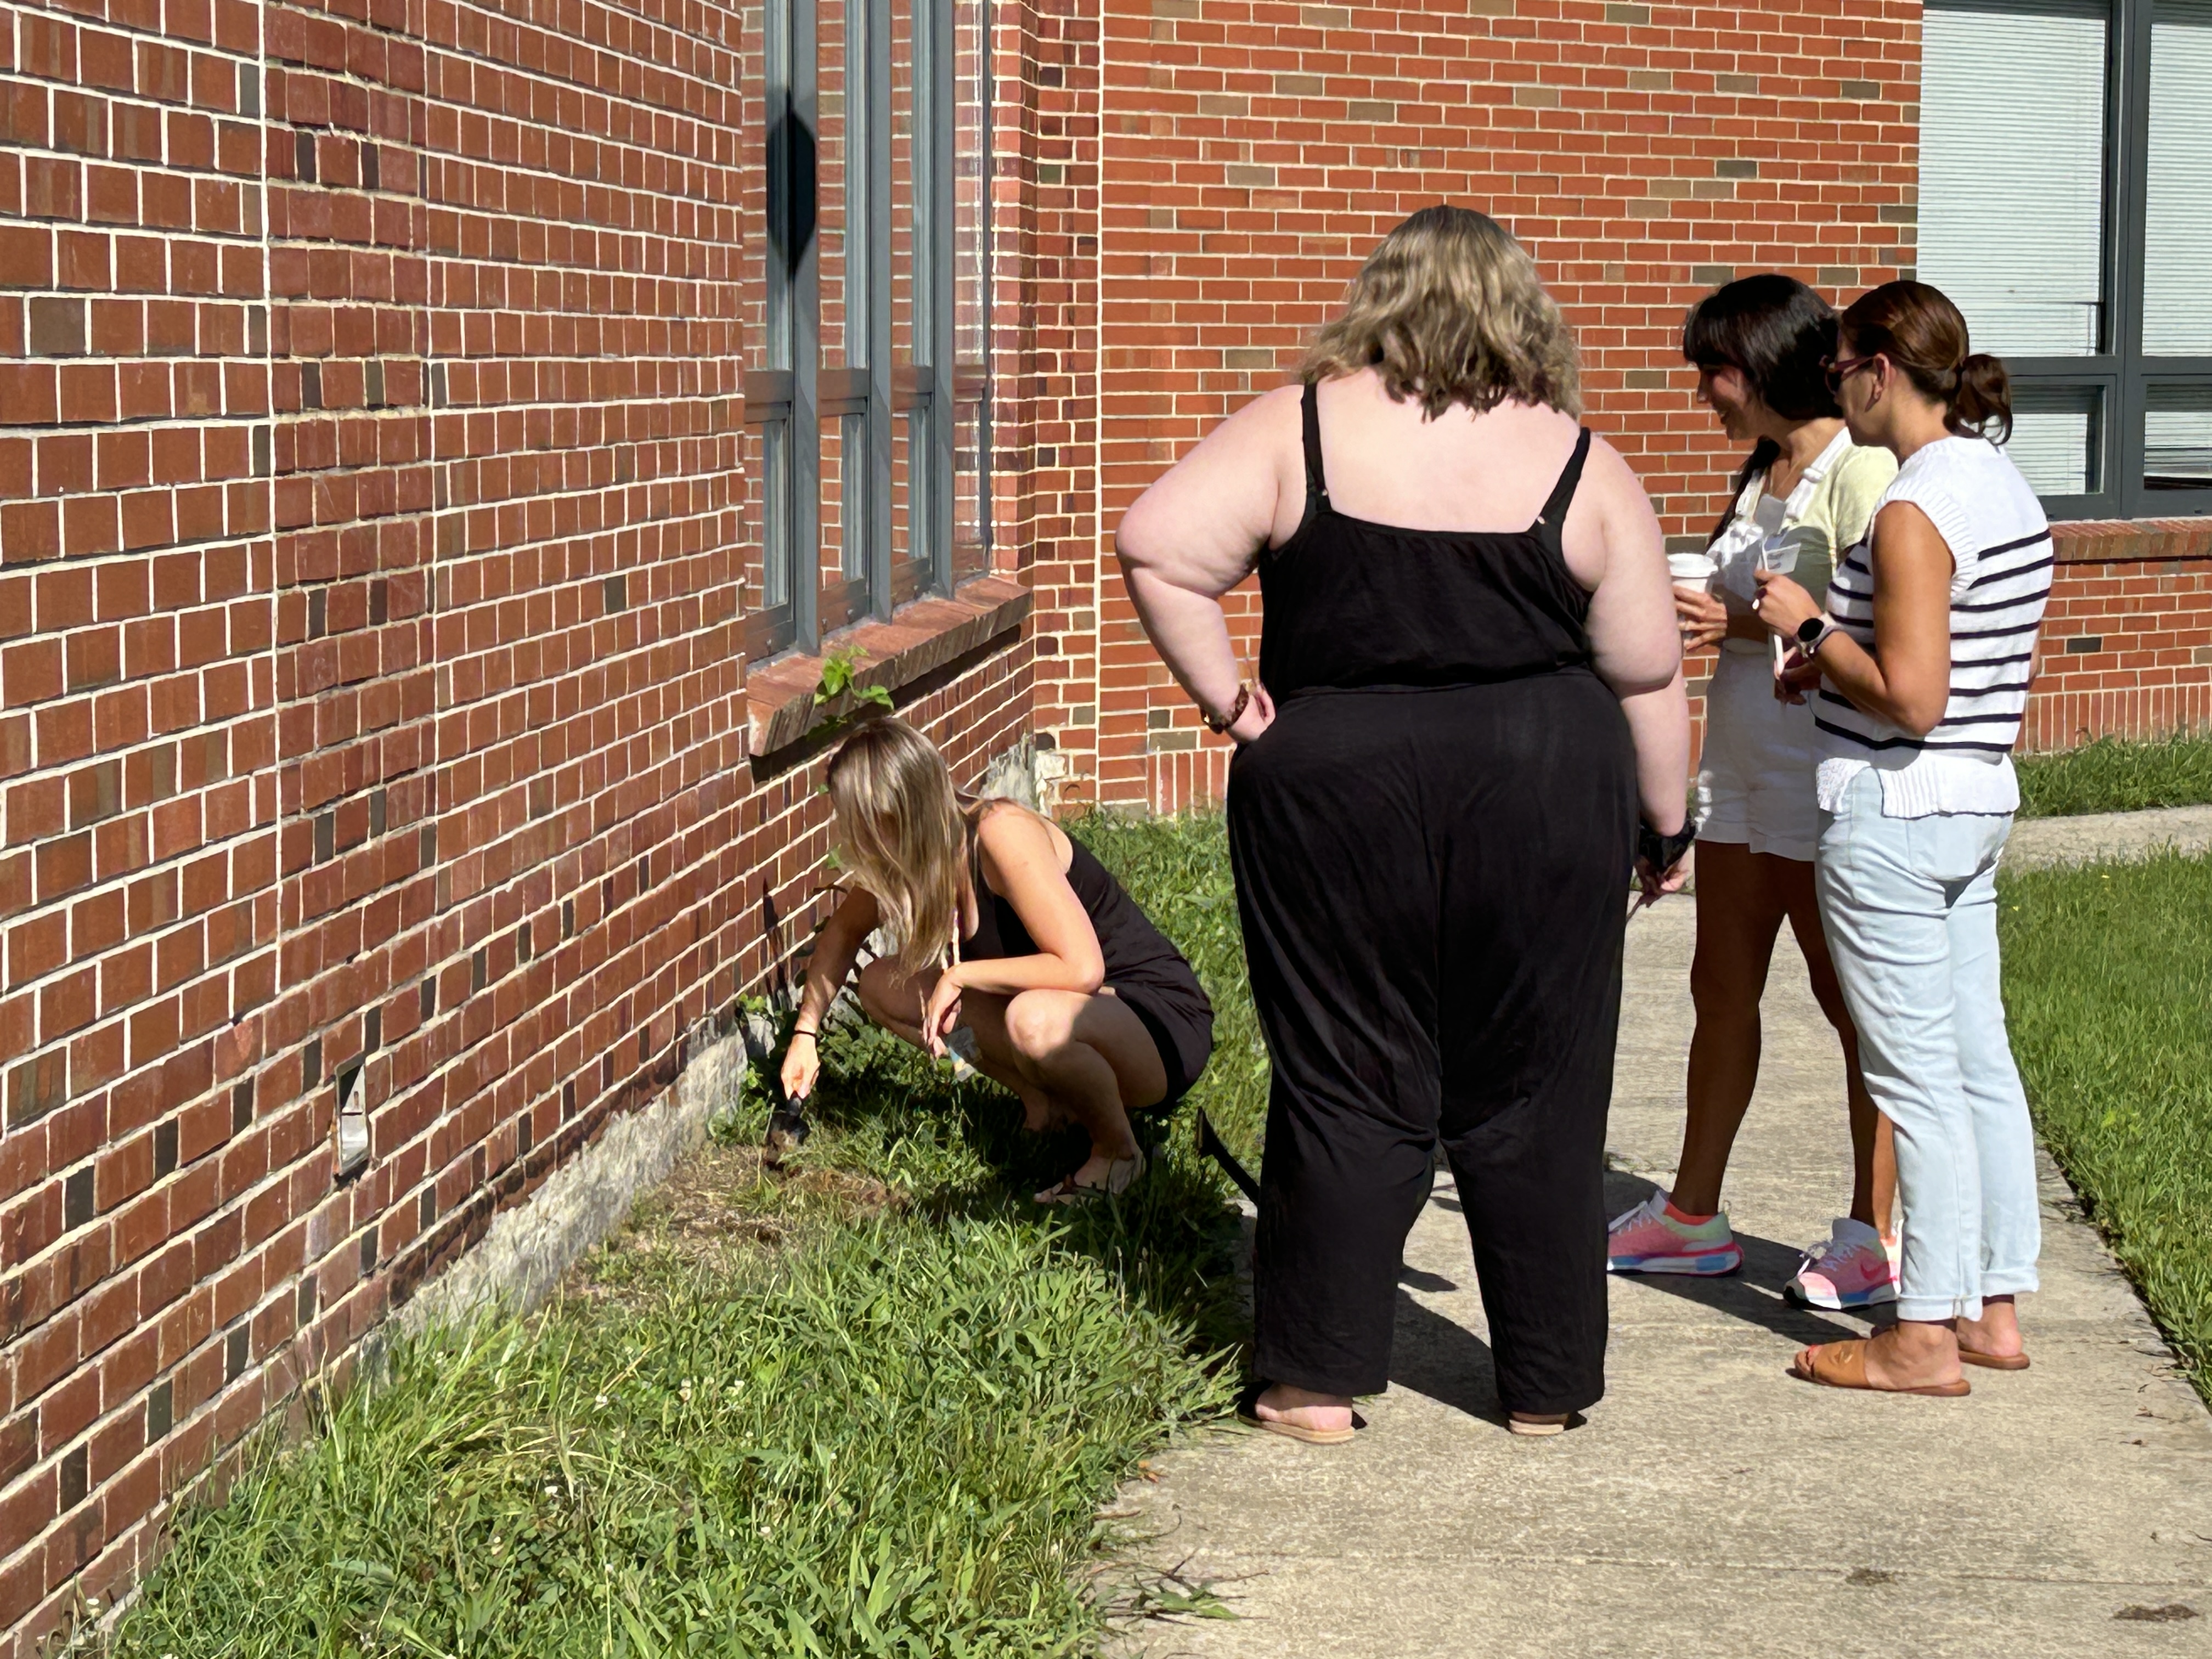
[{"xmin": 1796, "ymin": 615, "xmax": 1832, "ymax": 657}]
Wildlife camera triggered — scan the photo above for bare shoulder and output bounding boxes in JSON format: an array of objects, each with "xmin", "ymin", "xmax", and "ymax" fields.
[
  {"xmin": 1227, "ymin": 381, "xmax": 1307, "ymax": 437},
  {"xmin": 973, "ymin": 800, "xmax": 1072, "ymax": 881},
  {"xmin": 1558, "ymin": 431, "xmax": 1662, "ymax": 588},
  {"xmin": 1577, "ymin": 431, "xmax": 1649, "ymax": 505}
]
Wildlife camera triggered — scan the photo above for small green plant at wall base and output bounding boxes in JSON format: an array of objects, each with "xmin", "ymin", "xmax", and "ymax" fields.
[{"xmin": 814, "ymin": 644, "xmax": 894, "ymax": 710}]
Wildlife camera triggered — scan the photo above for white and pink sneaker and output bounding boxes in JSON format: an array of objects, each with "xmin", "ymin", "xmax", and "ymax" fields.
[
  {"xmin": 1787, "ymin": 1218, "xmax": 1899, "ymax": 1310},
  {"xmin": 1606, "ymin": 1192, "xmax": 1743, "ymax": 1276}
]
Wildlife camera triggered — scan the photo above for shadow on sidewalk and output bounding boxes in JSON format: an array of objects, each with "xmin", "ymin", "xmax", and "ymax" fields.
[
  {"xmin": 1388, "ymin": 1280, "xmax": 1509, "ymax": 1425},
  {"xmin": 1601, "ymin": 1171, "xmax": 1871, "ymax": 1347},
  {"xmin": 1384, "ymin": 1172, "xmax": 1869, "ymax": 1425}
]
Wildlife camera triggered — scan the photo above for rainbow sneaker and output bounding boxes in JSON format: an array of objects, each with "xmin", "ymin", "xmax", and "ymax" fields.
[
  {"xmin": 1786, "ymin": 1218, "xmax": 1899, "ymax": 1310},
  {"xmin": 1606, "ymin": 1193, "xmax": 1743, "ymax": 1276}
]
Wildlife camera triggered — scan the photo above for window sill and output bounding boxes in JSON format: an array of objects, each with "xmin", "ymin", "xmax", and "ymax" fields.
[
  {"xmin": 2052, "ymin": 518, "xmax": 2212, "ymax": 563},
  {"xmin": 744, "ymin": 575, "xmax": 1030, "ymax": 761}
]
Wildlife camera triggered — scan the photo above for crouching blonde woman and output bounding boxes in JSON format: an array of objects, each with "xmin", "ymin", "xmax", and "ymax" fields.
[{"xmin": 778, "ymin": 718, "xmax": 1215, "ymax": 1203}]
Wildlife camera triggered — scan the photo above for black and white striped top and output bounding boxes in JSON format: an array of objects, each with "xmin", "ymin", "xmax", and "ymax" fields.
[{"xmin": 1814, "ymin": 436, "xmax": 2052, "ymax": 818}]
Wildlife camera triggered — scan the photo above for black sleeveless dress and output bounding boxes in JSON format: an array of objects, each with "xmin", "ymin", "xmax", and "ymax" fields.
[
  {"xmin": 962, "ymin": 811, "xmax": 1215, "ymax": 1105},
  {"xmin": 1226, "ymin": 382, "xmax": 1637, "ymax": 1417}
]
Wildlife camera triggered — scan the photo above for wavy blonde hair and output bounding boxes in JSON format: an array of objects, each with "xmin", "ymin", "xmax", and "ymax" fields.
[
  {"xmin": 1299, "ymin": 205, "xmax": 1581, "ymax": 419},
  {"xmin": 824, "ymin": 718, "xmax": 968, "ymax": 976}
]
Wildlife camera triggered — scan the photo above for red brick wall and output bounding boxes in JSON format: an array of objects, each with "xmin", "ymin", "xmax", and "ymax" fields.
[
  {"xmin": 0, "ymin": 0, "xmax": 1031, "ymax": 1645},
  {"xmin": 2024, "ymin": 543, "xmax": 2212, "ymax": 754},
  {"xmin": 6, "ymin": 0, "xmax": 2210, "ymax": 1641}
]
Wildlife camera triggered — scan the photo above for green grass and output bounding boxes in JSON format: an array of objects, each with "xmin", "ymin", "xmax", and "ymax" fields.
[
  {"xmin": 110, "ymin": 814, "xmax": 1256, "ymax": 1659},
  {"xmin": 2015, "ymin": 731, "xmax": 2212, "ymax": 819},
  {"xmin": 1073, "ymin": 812, "xmax": 1269, "ymax": 1177},
  {"xmin": 2000, "ymin": 851, "xmax": 2212, "ymax": 1401}
]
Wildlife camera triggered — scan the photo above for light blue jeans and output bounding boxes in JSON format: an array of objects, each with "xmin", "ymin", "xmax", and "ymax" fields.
[{"xmin": 1814, "ymin": 769, "xmax": 2041, "ymax": 1322}]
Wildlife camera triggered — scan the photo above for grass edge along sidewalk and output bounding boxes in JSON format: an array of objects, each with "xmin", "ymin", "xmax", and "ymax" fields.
[
  {"xmin": 2014, "ymin": 730, "xmax": 2212, "ymax": 819},
  {"xmin": 104, "ymin": 815, "xmax": 1266, "ymax": 1658},
  {"xmin": 2000, "ymin": 849, "xmax": 2212, "ymax": 1407}
]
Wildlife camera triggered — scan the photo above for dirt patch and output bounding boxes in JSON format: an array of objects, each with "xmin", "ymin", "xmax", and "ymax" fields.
[{"xmin": 567, "ymin": 1138, "xmax": 904, "ymax": 1305}]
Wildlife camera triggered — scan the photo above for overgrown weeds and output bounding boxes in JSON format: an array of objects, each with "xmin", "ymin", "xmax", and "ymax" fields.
[
  {"xmin": 110, "ymin": 813, "xmax": 1255, "ymax": 1658},
  {"xmin": 2000, "ymin": 850, "xmax": 2212, "ymax": 1402}
]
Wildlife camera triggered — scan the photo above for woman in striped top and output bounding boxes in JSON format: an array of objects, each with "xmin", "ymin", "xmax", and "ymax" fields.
[{"xmin": 1750, "ymin": 281, "xmax": 2052, "ymax": 1397}]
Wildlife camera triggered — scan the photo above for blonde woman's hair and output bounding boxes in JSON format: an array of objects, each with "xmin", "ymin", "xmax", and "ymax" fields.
[
  {"xmin": 1299, "ymin": 205, "xmax": 1581, "ymax": 419},
  {"xmin": 824, "ymin": 717, "xmax": 968, "ymax": 975}
]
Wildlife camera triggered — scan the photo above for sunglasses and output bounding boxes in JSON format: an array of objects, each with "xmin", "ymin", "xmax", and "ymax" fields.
[{"xmin": 1821, "ymin": 353, "xmax": 1879, "ymax": 394}]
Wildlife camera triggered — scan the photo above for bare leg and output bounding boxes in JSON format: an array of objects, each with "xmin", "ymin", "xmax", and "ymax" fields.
[
  {"xmin": 1669, "ymin": 842, "xmax": 1788, "ymax": 1216},
  {"xmin": 854, "ymin": 961, "xmax": 1163, "ymax": 1178},
  {"xmin": 1781, "ymin": 864, "xmax": 1898, "ymax": 1235},
  {"xmin": 995, "ymin": 989, "xmax": 1166, "ymax": 1189},
  {"xmin": 854, "ymin": 958, "xmax": 1065, "ymax": 1127}
]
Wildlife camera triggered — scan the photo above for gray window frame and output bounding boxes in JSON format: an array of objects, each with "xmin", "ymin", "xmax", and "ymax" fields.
[
  {"xmin": 1928, "ymin": 0, "xmax": 2212, "ymax": 520},
  {"xmin": 748, "ymin": 0, "xmax": 959, "ymax": 661}
]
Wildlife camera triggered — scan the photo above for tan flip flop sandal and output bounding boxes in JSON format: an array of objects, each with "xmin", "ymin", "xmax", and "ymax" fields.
[
  {"xmin": 1237, "ymin": 1385, "xmax": 1365, "ymax": 1445},
  {"xmin": 1791, "ymin": 1339, "xmax": 1970, "ymax": 1397},
  {"xmin": 1508, "ymin": 1415, "xmax": 1570, "ymax": 1437}
]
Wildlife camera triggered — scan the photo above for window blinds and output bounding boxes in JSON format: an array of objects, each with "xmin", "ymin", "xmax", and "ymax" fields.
[
  {"xmin": 1918, "ymin": 1, "xmax": 2109, "ymax": 357},
  {"xmin": 2145, "ymin": 0, "xmax": 2212, "ymax": 354}
]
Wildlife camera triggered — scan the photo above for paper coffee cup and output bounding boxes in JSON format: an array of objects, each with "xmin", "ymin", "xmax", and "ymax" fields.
[{"xmin": 1667, "ymin": 551, "xmax": 1719, "ymax": 595}]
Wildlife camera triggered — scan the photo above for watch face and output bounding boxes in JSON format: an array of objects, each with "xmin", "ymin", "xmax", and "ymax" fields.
[{"xmin": 1798, "ymin": 617, "xmax": 1824, "ymax": 644}]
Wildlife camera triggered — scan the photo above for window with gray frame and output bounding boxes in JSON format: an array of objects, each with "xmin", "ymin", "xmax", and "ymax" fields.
[
  {"xmin": 741, "ymin": 0, "xmax": 990, "ymax": 660},
  {"xmin": 1918, "ymin": 0, "xmax": 2212, "ymax": 520}
]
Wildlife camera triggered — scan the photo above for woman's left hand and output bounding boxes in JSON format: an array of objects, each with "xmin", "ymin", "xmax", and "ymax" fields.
[
  {"xmin": 1633, "ymin": 849, "xmax": 1692, "ymax": 906},
  {"xmin": 922, "ymin": 966, "xmax": 965, "ymax": 1056},
  {"xmin": 1751, "ymin": 568, "xmax": 1821, "ymax": 636}
]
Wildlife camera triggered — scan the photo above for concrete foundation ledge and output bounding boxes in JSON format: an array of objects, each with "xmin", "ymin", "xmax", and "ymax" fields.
[{"xmin": 397, "ymin": 1029, "xmax": 752, "ymax": 1336}]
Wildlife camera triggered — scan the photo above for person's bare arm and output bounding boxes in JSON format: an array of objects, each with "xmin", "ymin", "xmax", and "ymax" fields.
[
  {"xmin": 919, "ymin": 810, "xmax": 1109, "ymax": 1048},
  {"xmin": 1114, "ymin": 385, "xmax": 1302, "ymax": 742},
  {"xmin": 1571, "ymin": 437, "xmax": 1691, "ymax": 836},
  {"xmin": 780, "ymin": 887, "xmax": 881, "ymax": 1099},
  {"xmin": 1754, "ymin": 501, "xmax": 1954, "ymax": 737}
]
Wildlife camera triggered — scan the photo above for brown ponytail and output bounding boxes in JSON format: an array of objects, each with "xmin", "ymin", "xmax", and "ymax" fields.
[
  {"xmin": 1951, "ymin": 352, "xmax": 2012, "ymax": 444},
  {"xmin": 1838, "ymin": 280, "xmax": 2014, "ymax": 444}
]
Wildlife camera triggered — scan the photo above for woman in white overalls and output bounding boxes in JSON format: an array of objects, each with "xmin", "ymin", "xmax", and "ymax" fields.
[{"xmin": 1607, "ymin": 275, "xmax": 1901, "ymax": 1308}]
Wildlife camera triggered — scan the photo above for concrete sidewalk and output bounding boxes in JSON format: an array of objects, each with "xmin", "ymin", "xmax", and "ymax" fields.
[{"xmin": 1116, "ymin": 891, "xmax": 2212, "ymax": 1658}]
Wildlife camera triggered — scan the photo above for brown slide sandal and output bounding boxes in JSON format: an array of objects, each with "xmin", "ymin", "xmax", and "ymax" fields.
[
  {"xmin": 1791, "ymin": 1339, "xmax": 1971, "ymax": 1397},
  {"xmin": 1958, "ymin": 1347, "xmax": 2030, "ymax": 1371}
]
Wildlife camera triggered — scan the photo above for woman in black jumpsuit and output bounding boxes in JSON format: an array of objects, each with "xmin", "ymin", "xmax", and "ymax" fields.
[
  {"xmin": 1118, "ymin": 206, "xmax": 1691, "ymax": 1436},
  {"xmin": 1232, "ymin": 383, "xmax": 1635, "ymax": 1419}
]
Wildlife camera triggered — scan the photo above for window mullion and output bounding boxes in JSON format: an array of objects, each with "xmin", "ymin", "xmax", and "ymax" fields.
[
  {"xmin": 789, "ymin": 0, "xmax": 822, "ymax": 652},
  {"xmin": 2114, "ymin": 0, "xmax": 2155, "ymax": 516},
  {"xmin": 925, "ymin": 0, "xmax": 956, "ymax": 593},
  {"xmin": 862, "ymin": 0, "xmax": 895, "ymax": 620}
]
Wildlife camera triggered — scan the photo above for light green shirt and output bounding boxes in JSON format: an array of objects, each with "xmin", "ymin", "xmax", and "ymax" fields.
[{"xmin": 1731, "ymin": 437, "xmax": 1898, "ymax": 611}]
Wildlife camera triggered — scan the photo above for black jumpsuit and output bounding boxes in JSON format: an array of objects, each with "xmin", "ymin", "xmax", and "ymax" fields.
[{"xmin": 1227, "ymin": 383, "xmax": 1637, "ymax": 1417}]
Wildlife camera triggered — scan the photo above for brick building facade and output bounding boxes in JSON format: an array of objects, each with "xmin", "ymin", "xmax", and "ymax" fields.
[{"xmin": 2, "ymin": 0, "xmax": 2208, "ymax": 1646}]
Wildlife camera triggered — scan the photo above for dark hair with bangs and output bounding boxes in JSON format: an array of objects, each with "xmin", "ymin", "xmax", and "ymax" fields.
[{"xmin": 1681, "ymin": 273, "xmax": 1843, "ymax": 542}]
